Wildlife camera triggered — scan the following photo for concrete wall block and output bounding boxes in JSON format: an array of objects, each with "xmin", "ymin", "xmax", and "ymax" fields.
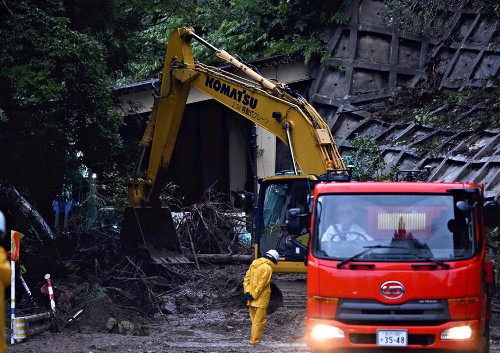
[
  {"xmin": 484, "ymin": 166, "xmax": 500, "ymax": 197},
  {"xmin": 473, "ymin": 135, "xmax": 500, "ymax": 159},
  {"xmin": 454, "ymin": 14, "xmax": 477, "ymax": 41},
  {"xmin": 406, "ymin": 128, "xmax": 437, "ymax": 147},
  {"xmin": 356, "ymin": 32, "xmax": 392, "ymax": 64},
  {"xmin": 469, "ymin": 19, "xmax": 496, "ymax": 43},
  {"xmin": 397, "ymin": 73, "xmax": 414, "ymax": 87},
  {"xmin": 454, "ymin": 162, "xmax": 484, "ymax": 182},
  {"xmin": 395, "ymin": 152, "xmax": 419, "ymax": 170},
  {"xmin": 475, "ymin": 162, "xmax": 500, "ymax": 187},
  {"xmin": 350, "ymin": 68, "xmax": 390, "ymax": 94},
  {"xmin": 422, "ymin": 157, "xmax": 445, "ymax": 171},
  {"xmin": 382, "ymin": 150, "xmax": 402, "ymax": 166},
  {"xmin": 448, "ymin": 132, "xmax": 496, "ymax": 160},
  {"xmin": 434, "ymin": 47, "xmax": 456, "ymax": 74},
  {"xmin": 433, "ymin": 160, "xmax": 467, "ymax": 182},
  {"xmin": 398, "ymin": 39, "xmax": 422, "ymax": 67},
  {"xmin": 331, "ymin": 31, "xmax": 351, "ymax": 59},
  {"xmin": 448, "ymin": 50, "xmax": 479, "ymax": 81},
  {"xmin": 331, "ymin": 114, "xmax": 365, "ymax": 140},
  {"xmin": 493, "ymin": 29, "xmax": 500, "ymax": 43},
  {"xmin": 316, "ymin": 105, "xmax": 338, "ymax": 128},
  {"xmin": 349, "ymin": 120, "xmax": 389, "ymax": 139},
  {"xmin": 465, "ymin": 133, "xmax": 498, "ymax": 158},
  {"xmin": 377, "ymin": 124, "xmax": 412, "ymax": 143},
  {"xmin": 317, "ymin": 67, "xmax": 347, "ymax": 97},
  {"xmin": 358, "ymin": 0, "xmax": 387, "ymax": 26},
  {"xmin": 472, "ymin": 53, "xmax": 500, "ymax": 79}
]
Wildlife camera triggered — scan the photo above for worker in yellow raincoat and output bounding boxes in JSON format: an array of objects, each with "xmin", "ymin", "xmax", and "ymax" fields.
[
  {"xmin": 0, "ymin": 211, "xmax": 11, "ymax": 353},
  {"xmin": 243, "ymin": 249, "xmax": 279, "ymax": 345}
]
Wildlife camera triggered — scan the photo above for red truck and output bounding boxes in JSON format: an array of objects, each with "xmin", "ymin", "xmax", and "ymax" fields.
[{"xmin": 288, "ymin": 180, "xmax": 498, "ymax": 353}]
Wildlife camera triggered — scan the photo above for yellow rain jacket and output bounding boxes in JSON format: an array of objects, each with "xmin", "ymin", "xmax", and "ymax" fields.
[
  {"xmin": 0, "ymin": 247, "xmax": 11, "ymax": 353},
  {"xmin": 243, "ymin": 257, "xmax": 273, "ymax": 308}
]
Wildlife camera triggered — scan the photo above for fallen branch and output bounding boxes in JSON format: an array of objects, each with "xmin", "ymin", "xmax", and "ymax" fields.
[{"xmin": 186, "ymin": 254, "xmax": 253, "ymax": 264}]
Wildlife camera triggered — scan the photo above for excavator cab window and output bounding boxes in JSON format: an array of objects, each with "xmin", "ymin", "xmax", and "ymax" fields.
[{"xmin": 255, "ymin": 177, "xmax": 316, "ymax": 262}]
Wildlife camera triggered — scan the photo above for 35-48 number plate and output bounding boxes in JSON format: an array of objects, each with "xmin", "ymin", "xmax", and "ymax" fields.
[{"xmin": 377, "ymin": 329, "xmax": 408, "ymax": 347}]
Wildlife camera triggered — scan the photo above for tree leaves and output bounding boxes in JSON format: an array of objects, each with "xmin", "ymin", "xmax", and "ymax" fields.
[
  {"xmin": 0, "ymin": 0, "xmax": 348, "ymax": 222},
  {"xmin": 0, "ymin": 1, "xmax": 126, "ymax": 219}
]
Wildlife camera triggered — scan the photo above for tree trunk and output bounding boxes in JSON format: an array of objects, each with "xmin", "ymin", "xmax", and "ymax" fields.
[{"xmin": 0, "ymin": 181, "xmax": 54, "ymax": 245}]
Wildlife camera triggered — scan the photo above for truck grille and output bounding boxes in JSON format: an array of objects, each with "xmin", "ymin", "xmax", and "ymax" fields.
[{"xmin": 336, "ymin": 299, "xmax": 450, "ymax": 326}]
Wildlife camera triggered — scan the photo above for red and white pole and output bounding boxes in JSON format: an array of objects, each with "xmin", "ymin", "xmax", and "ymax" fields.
[
  {"xmin": 10, "ymin": 259, "xmax": 15, "ymax": 344},
  {"xmin": 44, "ymin": 274, "xmax": 56, "ymax": 314}
]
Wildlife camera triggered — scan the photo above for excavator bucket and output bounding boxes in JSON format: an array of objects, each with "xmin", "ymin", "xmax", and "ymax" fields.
[{"xmin": 120, "ymin": 207, "xmax": 183, "ymax": 260}]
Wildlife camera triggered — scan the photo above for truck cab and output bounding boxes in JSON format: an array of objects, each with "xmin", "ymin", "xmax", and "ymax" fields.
[{"xmin": 304, "ymin": 181, "xmax": 497, "ymax": 353}]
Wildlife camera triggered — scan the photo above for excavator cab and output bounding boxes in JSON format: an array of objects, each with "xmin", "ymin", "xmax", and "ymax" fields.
[{"xmin": 255, "ymin": 174, "xmax": 319, "ymax": 273}]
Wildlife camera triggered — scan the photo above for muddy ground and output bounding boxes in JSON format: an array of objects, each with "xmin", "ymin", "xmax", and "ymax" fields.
[
  {"xmin": 6, "ymin": 262, "xmax": 500, "ymax": 353},
  {"xmin": 7, "ymin": 265, "xmax": 310, "ymax": 353}
]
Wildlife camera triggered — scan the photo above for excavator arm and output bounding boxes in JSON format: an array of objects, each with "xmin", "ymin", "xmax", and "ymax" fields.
[
  {"xmin": 130, "ymin": 27, "xmax": 343, "ymax": 207},
  {"xmin": 123, "ymin": 27, "xmax": 345, "ymax": 263}
]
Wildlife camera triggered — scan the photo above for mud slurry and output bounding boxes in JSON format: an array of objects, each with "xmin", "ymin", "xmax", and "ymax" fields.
[
  {"xmin": 7, "ymin": 304, "xmax": 309, "ymax": 353},
  {"xmin": 8, "ymin": 265, "xmax": 310, "ymax": 353}
]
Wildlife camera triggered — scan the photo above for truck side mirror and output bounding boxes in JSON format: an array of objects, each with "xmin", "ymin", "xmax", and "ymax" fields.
[
  {"xmin": 484, "ymin": 200, "xmax": 500, "ymax": 228},
  {"xmin": 287, "ymin": 208, "xmax": 303, "ymax": 235},
  {"xmin": 307, "ymin": 195, "xmax": 314, "ymax": 213}
]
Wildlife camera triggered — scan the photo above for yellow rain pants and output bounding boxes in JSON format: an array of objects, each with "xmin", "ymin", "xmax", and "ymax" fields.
[{"xmin": 249, "ymin": 306, "xmax": 267, "ymax": 344}]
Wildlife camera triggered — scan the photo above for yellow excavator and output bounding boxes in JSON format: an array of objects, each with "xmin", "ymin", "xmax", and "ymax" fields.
[{"xmin": 121, "ymin": 27, "xmax": 346, "ymax": 272}]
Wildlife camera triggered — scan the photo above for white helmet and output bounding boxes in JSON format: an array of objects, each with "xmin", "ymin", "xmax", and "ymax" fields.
[{"xmin": 265, "ymin": 249, "xmax": 279, "ymax": 264}]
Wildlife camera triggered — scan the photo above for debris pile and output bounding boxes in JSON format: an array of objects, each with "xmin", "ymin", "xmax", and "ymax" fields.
[
  {"xmin": 175, "ymin": 201, "xmax": 251, "ymax": 256},
  {"xmin": 11, "ymin": 193, "xmax": 252, "ymax": 336},
  {"xmin": 172, "ymin": 187, "xmax": 252, "ymax": 256}
]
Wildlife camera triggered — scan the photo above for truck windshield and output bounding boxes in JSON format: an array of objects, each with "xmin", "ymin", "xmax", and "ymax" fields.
[{"xmin": 312, "ymin": 194, "xmax": 476, "ymax": 262}]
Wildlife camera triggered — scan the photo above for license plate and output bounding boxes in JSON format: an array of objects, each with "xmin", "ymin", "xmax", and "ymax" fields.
[{"xmin": 376, "ymin": 329, "xmax": 408, "ymax": 347}]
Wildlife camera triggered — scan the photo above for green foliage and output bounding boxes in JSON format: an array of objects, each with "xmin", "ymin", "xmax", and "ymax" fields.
[
  {"xmin": 95, "ymin": 170, "xmax": 130, "ymax": 210},
  {"xmin": 487, "ymin": 227, "xmax": 500, "ymax": 254},
  {"xmin": 345, "ymin": 134, "xmax": 397, "ymax": 181},
  {"xmin": 474, "ymin": 0, "xmax": 500, "ymax": 20},
  {"xmin": 384, "ymin": 0, "xmax": 500, "ymax": 36},
  {"xmin": 0, "ymin": 0, "xmax": 130, "ymax": 219},
  {"xmin": 159, "ymin": 182, "xmax": 182, "ymax": 208},
  {"xmin": 412, "ymin": 109, "xmax": 437, "ymax": 126},
  {"xmin": 123, "ymin": 0, "xmax": 348, "ymax": 82},
  {"xmin": 75, "ymin": 282, "xmax": 109, "ymax": 299},
  {"xmin": 0, "ymin": 0, "xmax": 351, "ymax": 221}
]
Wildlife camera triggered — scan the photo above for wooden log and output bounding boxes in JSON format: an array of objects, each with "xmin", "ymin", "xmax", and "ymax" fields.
[
  {"xmin": 186, "ymin": 253, "xmax": 253, "ymax": 264},
  {"xmin": 0, "ymin": 182, "xmax": 54, "ymax": 244}
]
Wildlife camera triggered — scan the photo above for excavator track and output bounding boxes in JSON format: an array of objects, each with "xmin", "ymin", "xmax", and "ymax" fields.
[{"xmin": 273, "ymin": 273, "xmax": 307, "ymax": 309}]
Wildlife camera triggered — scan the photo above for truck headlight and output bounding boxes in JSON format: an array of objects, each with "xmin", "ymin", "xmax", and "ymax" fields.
[
  {"xmin": 311, "ymin": 324, "xmax": 345, "ymax": 340},
  {"xmin": 441, "ymin": 326, "xmax": 472, "ymax": 340}
]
